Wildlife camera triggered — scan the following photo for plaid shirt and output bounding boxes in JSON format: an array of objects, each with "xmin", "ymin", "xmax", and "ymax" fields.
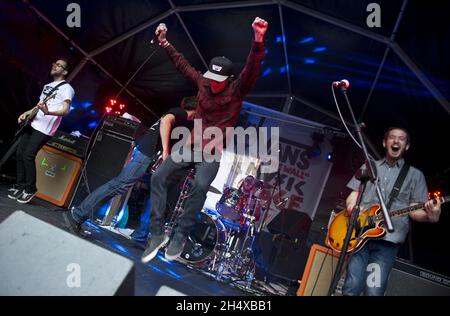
[{"xmin": 164, "ymin": 41, "xmax": 265, "ymax": 151}]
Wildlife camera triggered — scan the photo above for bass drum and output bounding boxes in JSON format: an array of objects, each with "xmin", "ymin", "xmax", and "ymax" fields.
[{"xmin": 179, "ymin": 211, "xmax": 227, "ymax": 268}]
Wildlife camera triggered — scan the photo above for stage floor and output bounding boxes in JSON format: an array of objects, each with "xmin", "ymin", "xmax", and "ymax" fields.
[{"xmin": 0, "ymin": 183, "xmax": 288, "ymax": 296}]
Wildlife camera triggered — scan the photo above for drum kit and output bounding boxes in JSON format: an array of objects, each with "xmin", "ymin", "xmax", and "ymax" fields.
[{"xmin": 163, "ymin": 168, "xmax": 274, "ymax": 290}]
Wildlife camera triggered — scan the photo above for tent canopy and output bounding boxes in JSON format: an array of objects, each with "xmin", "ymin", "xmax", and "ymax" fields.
[{"xmin": 1, "ymin": 0, "xmax": 449, "ymax": 182}]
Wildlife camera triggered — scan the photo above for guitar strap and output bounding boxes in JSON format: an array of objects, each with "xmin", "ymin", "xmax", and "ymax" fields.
[
  {"xmin": 386, "ymin": 163, "xmax": 410, "ymax": 210},
  {"xmin": 42, "ymin": 80, "xmax": 68, "ymax": 103}
]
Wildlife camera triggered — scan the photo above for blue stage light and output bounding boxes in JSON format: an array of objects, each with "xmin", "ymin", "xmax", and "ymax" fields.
[
  {"xmin": 262, "ymin": 67, "xmax": 272, "ymax": 77},
  {"xmin": 276, "ymin": 35, "xmax": 286, "ymax": 43},
  {"xmin": 300, "ymin": 36, "xmax": 315, "ymax": 44},
  {"xmin": 313, "ymin": 47, "xmax": 327, "ymax": 53},
  {"xmin": 304, "ymin": 58, "xmax": 316, "ymax": 64},
  {"xmin": 82, "ymin": 101, "xmax": 93, "ymax": 109}
]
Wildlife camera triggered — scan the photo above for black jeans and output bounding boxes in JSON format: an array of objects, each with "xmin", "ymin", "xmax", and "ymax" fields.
[
  {"xmin": 150, "ymin": 149, "xmax": 220, "ymax": 237},
  {"xmin": 16, "ymin": 126, "xmax": 51, "ymax": 192}
]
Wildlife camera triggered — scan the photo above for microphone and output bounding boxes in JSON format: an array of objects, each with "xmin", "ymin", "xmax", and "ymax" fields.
[
  {"xmin": 150, "ymin": 32, "xmax": 158, "ymax": 44},
  {"xmin": 333, "ymin": 79, "xmax": 350, "ymax": 89}
]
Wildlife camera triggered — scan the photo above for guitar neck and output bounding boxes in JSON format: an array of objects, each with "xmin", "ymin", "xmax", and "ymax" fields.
[
  {"xmin": 389, "ymin": 196, "xmax": 449, "ymax": 218},
  {"xmin": 30, "ymin": 106, "xmax": 39, "ymax": 116}
]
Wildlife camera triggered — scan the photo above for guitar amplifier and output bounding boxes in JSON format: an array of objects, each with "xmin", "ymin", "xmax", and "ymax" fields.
[
  {"xmin": 297, "ymin": 244, "xmax": 346, "ymax": 296},
  {"xmin": 100, "ymin": 115, "xmax": 146, "ymax": 140},
  {"xmin": 35, "ymin": 145, "xmax": 82, "ymax": 207},
  {"xmin": 46, "ymin": 131, "xmax": 89, "ymax": 159}
]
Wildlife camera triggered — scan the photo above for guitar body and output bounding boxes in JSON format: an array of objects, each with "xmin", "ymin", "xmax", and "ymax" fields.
[
  {"xmin": 14, "ymin": 109, "xmax": 38, "ymax": 138},
  {"xmin": 326, "ymin": 205, "xmax": 385, "ymax": 254}
]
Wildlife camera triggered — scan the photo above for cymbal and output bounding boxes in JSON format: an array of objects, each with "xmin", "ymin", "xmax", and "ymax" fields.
[{"xmin": 208, "ymin": 186, "xmax": 222, "ymax": 194}]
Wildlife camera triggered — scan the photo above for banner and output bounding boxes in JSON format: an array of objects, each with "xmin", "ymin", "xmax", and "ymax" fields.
[{"xmin": 203, "ymin": 101, "xmax": 334, "ymax": 229}]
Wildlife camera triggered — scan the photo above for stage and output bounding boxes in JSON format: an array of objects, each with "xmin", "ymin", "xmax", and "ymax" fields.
[{"xmin": 0, "ymin": 183, "xmax": 290, "ymax": 296}]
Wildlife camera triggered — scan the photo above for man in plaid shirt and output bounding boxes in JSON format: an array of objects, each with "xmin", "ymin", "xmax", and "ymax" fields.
[{"xmin": 142, "ymin": 17, "xmax": 268, "ymax": 263}]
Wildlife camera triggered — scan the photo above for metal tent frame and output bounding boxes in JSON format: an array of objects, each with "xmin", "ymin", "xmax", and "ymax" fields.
[{"xmin": 22, "ymin": 0, "xmax": 450, "ymax": 157}]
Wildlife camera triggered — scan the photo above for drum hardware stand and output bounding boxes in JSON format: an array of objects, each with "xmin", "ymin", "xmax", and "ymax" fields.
[{"xmin": 164, "ymin": 168, "xmax": 195, "ymax": 236}]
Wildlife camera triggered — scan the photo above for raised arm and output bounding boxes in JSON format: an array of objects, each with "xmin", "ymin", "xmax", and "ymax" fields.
[
  {"xmin": 155, "ymin": 23, "xmax": 202, "ymax": 84},
  {"xmin": 234, "ymin": 17, "xmax": 268, "ymax": 98}
]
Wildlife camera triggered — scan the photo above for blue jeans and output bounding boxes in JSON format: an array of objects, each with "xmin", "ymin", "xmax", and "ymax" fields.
[
  {"xmin": 72, "ymin": 148, "xmax": 153, "ymax": 223},
  {"xmin": 342, "ymin": 240, "xmax": 400, "ymax": 296}
]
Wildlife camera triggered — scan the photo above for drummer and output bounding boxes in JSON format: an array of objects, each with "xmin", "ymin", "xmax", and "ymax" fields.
[{"xmin": 238, "ymin": 175, "xmax": 263, "ymax": 222}]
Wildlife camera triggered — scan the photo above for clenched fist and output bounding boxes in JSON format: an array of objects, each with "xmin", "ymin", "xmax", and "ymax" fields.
[
  {"xmin": 252, "ymin": 17, "xmax": 268, "ymax": 42},
  {"xmin": 154, "ymin": 23, "xmax": 168, "ymax": 44}
]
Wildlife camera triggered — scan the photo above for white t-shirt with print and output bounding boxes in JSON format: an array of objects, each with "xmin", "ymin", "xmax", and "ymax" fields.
[{"xmin": 31, "ymin": 80, "xmax": 75, "ymax": 136}]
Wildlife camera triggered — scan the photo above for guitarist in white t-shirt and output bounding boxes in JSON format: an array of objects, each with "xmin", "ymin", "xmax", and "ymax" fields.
[{"xmin": 8, "ymin": 58, "xmax": 75, "ymax": 204}]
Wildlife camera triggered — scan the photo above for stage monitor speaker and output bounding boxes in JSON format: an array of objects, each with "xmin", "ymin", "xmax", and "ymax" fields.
[
  {"xmin": 297, "ymin": 244, "xmax": 345, "ymax": 296},
  {"xmin": 69, "ymin": 131, "xmax": 134, "ymax": 209},
  {"xmin": 0, "ymin": 211, "xmax": 134, "ymax": 295},
  {"xmin": 35, "ymin": 145, "xmax": 82, "ymax": 207},
  {"xmin": 385, "ymin": 260, "xmax": 450, "ymax": 296}
]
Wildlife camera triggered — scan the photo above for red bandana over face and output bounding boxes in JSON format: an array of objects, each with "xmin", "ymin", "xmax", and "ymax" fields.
[{"xmin": 210, "ymin": 80, "xmax": 227, "ymax": 94}]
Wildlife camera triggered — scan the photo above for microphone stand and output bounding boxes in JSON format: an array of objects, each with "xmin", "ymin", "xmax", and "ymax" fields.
[{"xmin": 327, "ymin": 85, "xmax": 394, "ymax": 296}]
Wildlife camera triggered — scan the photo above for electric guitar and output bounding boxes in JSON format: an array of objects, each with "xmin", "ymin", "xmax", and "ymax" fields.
[
  {"xmin": 325, "ymin": 196, "xmax": 449, "ymax": 254},
  {"xmin": 14, "ymin": 91, "xmax": 57, "ymax": 139},
  {"xmin": 0, "ymin": 91, "xmax": 59, "ymax": 171}
]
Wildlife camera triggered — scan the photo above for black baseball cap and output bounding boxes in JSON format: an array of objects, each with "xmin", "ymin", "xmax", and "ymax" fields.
[{"xmin": 203, "ymin": 56, "xmax": 233, "ymax": 82}]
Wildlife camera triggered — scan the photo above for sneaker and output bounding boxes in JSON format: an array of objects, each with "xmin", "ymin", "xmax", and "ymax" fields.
[
  {"xmin": 165, "ymin": 233, "xmax": 187, "ymax": 261},
  {"xmin": 141, "ymin": 233, "xmax": 169, "ymax": 263},
  {"xmin": 16, "ymin": 190, "xmax": 37, "ymax": 204},
  {"xmin": 7, "ymin": 187, "xmax": 23, "ymax": 200}
]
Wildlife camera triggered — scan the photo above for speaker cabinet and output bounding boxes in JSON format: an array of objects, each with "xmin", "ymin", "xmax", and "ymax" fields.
[
  {"xmin": 69, "ymin": 131, "xmax": 134, "ymax": 209},
  {"xmin": 297, "ymin": 244, "xmax": 345, "ymax": 296},
  {"xmin": 385, "ymin": 260, "xmax": 450, "ymax": 296},
  {"xmin": 253, "ymin": 231, "xmax": 309, "ymax": 282},
  {"xmin": 0, "ymin": 211, "xmax": 134, "ymax": 295},
  {"xmin": 36, "ymin": 145, "xmax": 82, "ymax": 207}
]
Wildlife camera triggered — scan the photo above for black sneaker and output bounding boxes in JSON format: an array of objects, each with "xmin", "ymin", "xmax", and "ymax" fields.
[
  {"xmin": 141, "ymin": 233, "xmax": 169, "ymax": 263},
  {"xmin": 7, "ymin": 187, "xmax": 23, "ymax": 200},
  {"xmin": 16, "ymin": 190, "xmax": 37, "ymax": 204},
  {"xmin": 165, "ymin": 233, "xmax": 187, "ymax": 261}
]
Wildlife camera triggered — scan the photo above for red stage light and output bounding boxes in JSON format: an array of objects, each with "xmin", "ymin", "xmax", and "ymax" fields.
[{"xmin": 428, "ymin": 191, "xmax": 442, "ymax": 200}]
